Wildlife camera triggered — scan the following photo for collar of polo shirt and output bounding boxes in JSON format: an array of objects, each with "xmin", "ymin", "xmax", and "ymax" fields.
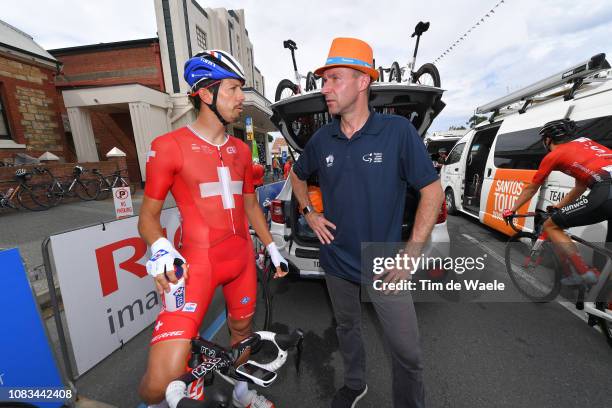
[{"xmin": 329, "ymin": 110, "xmax": 386, "ymax": 139}]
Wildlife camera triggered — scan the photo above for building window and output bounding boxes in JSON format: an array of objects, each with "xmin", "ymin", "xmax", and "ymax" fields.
[
  {"xmin": 228, "ymin": 22, "xmax": 234, "ymax": 54},
  {"xmin": 0, "ymin": 91, "xmax": 11, "ymax": 140},
  {"xmin": 196, "ymin": 26, "xmax": 207, "ymax": 50}
]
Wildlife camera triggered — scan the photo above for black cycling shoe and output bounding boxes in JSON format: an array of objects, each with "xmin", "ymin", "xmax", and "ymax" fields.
[{"xmin": 331, "ymin": 384, "xmax": 368, "ymax": 408}]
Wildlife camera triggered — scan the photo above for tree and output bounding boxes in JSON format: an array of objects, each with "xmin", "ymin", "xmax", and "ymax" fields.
[{"xmin": 467, "ymin": 114, "xmax": 487, "ymax": 129}]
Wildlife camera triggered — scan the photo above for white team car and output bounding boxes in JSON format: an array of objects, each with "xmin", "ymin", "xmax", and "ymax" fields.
[{"xmin": 267, "ymin": 82, "xmax": 450, "ymax": 278}]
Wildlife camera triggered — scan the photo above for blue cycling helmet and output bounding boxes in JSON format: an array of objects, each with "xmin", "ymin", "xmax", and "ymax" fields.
[
  {"xmin": 184, "ymin": 50, "xmax": 246, "ymax": 125},
  {"xmin": 184, "ymin": 50, "xmax": 246, "ymax": 90}
]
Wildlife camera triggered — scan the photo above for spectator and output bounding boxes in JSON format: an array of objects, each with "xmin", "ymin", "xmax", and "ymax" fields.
[{"xmin": 283, "ymin": 157, "xmax": 293, "ymax": 179}]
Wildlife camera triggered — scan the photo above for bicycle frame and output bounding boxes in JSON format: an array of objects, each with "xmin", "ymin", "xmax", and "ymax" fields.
[
  {"xmin": 566, "ymin": 234, "xmax": 612, "ymax": 319},
  {"xmin": 508, "ymin": 211, "xmax": 612, "ymax": 321},
  {"xmin": 0, "ymin": 184, "xmax": 19, "ymax": 208}
]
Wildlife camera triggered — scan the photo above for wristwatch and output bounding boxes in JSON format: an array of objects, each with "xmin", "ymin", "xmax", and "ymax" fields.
[{"xmin": 302, "ymin": 204, "xmax": 314, "ymax": 215}]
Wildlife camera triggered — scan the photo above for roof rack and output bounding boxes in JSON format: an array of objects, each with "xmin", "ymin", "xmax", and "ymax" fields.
[{"xmin": 476, "ymin": 53, "xmax": 610, "ymax": 115}]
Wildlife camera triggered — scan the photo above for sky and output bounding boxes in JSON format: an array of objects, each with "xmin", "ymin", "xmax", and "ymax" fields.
[{"xmin": 3, "ymin": 0, "xmax": 612, "ymax": 133}]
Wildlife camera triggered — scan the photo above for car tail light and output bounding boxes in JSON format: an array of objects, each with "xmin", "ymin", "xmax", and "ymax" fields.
[
  {"xmin": 271, "ymin": 199, "xmax": 284, "ymax": 224},
  {"xmin": 437, "ymin": 199, "xmax": 447, "ymax": 224}
]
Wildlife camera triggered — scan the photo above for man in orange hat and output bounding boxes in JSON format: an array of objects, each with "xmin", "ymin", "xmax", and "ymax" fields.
[{"xmin": 290, "ymin": 37, "xmax": 443, "ymax": 408}]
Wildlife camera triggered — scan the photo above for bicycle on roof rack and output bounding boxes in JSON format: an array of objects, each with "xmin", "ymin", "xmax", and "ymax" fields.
[
  {"xmin": 377, "ymin": 21, "xmax": 441, "ymax": 88},
  {"xmin": 274, "ymin": 39, "xmax": 319, "ymax": 102}
]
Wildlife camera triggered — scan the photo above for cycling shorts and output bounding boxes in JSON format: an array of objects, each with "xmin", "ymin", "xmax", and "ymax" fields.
[
  {"xmin": 551, "ymin": 181, "xmax": 612, "ymax": 229},
  {"xmin": 150, "ymin": 235, "xmax": 257, "ymax": 345}
]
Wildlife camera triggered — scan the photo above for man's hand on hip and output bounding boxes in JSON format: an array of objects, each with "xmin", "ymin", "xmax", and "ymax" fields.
[{"xmin": 305, "ymin": 212, "xmax": 336, "ymax": 244}]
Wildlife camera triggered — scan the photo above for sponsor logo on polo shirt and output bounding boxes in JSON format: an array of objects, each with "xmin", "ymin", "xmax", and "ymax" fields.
[
  {"xmin": 362, "ymin": 152, "xmax": 383, "ymax": 163},
  {"xmin": 326, "ymin": 155, "xmax": 334, "ymax": 167},
  {"xmin": 227, "ymin": 146, "xmax": 237, "ymax": 154}
]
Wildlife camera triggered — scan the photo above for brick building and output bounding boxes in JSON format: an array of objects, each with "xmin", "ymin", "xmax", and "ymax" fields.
[
  {"xmin": 0, "ymin": 20, "xmax": 71, "ymax": 164},
  {"xmin": 1, "ymin": 2, "xmax": 274, "ymax": 182},
  {"xmin": 49, "ymin": 39, "xmax": 167, "ymax": 183}
]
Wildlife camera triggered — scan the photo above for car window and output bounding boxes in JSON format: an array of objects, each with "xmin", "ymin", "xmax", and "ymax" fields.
[
  {"xmin": 575, "ymin": 115, "xmax": 612, "ymax": 148},
  {"xmin": 494, "ymin": 128, "xmax": 545, "ymax": 169},
  {"xmin": 493, "ymin": 115, "xmax": 612, "ymax": 169},
  {"xmin": 446, "ymin": 142, "xmax": 465, "ymax": 165}
]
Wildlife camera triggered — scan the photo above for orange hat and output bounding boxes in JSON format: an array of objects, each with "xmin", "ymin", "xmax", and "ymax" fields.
[{"xmin": 314, "ymin": 37, "xmax": 379, "ymax": 81}]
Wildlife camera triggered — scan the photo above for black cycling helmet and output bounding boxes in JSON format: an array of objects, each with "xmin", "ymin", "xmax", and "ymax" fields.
[{"xmin": 538, "ymin": 119, "xmax": 577, "ymax": 143}]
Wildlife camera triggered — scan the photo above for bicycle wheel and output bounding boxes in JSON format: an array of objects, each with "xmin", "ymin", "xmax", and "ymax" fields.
[
  {"xmin": 305, "ymin": 72, "xmax": 317, "ymax": 91},
  {"xmin": 596, "ymin": 282, "xmax": 612, "ymax": 348},
  {"xmin": 95, "ymin": 177, "xmax": 111, "ymax": 200},
  {"xmin": 17, "ymin": 184, "xmax": 49, "ymax": 211},
  {"xmin": 505, "ymin": 232, "xmax": 562, "ymax": 302},
  {"xmin": 412, "ymin": 62, "xmax": 441, "ymax": 87},
  {"xmin": 44, "ymin": 183, "xmax": 61, "ymax": 207},
  {"xmin": 75, "ymin": 179, "xmax": 99, "ymax": 200},
  {"xmin": 388, "ymin": 61, "xmax": 401, "ymax": 82},
  {"xmin": 274, "ymin": 79, "xmax": 299, "ymax": 101}
]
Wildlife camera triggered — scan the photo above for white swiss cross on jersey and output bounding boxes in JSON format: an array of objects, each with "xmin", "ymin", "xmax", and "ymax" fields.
[{"xmin": 199, "ymin": 166, "xmax": 243, "ymax": 209}]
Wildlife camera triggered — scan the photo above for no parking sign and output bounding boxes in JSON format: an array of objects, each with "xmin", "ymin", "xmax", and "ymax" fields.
[{"xmin": 112, "ymin": 187, "xmax": 134, "ymax": 219}]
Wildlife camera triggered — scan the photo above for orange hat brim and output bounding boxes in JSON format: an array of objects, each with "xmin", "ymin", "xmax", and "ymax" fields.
[{"xmin": 314, "ymin": 63, "xmax": 379, "ymax": 82}]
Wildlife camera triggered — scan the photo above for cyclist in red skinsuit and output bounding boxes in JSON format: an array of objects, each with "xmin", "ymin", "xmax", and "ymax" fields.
[
  {"xmin": 138, "ymin": 50, "xmax": 287, "ymax": 408},
  {"xmin": 506, "ymin": 119, "xmax": 612, "ymax": 285}
]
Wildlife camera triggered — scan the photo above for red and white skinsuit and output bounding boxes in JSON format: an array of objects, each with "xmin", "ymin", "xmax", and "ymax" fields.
[{"xmin": 145, "ymin": 125, "xmax": 257, "ymax": 345}]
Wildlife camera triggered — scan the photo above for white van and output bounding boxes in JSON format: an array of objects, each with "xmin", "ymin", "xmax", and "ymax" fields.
[
  {"xmin": 424, "ymin": 129, "xmax": 466, "ymax": 165},
  {"xmin": 441, "ymin": 53, "xmax": 612, "ymax": 244}
]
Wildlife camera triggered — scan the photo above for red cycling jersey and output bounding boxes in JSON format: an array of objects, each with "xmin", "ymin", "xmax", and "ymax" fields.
[
  {"xmin": 145, "ymin": 125, "xmax": 255, "ymax": 248},
  {"xmin": 532, "ymin": 137, "xmax": 612, "ymax": 186}
]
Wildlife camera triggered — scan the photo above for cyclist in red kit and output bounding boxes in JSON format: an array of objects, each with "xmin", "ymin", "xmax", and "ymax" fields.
[
  {"xmin": 138, "ymin": 50, "xmax": 288, "ymax": 408},
  {"xmin": 505, "ymin": 119, "xmax": 612, "ymax": 285}
]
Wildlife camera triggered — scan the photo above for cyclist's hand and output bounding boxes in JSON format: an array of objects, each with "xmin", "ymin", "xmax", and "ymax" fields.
[
  {"xmin": 502, "ymin": 209, "xmax": 514, "ymax": 221},
  {"xmin": 267, "ymin": 242, "xmax": 289, "ymax": 279},
  {"xmin": 546, "ymin": 205, "xmax": 559, "ymax": 214},
  {"xmin": 146, "ymin": 237, "xmax": 187, "ymax": 294},
  {"xmin": 305, "ymin": 212, "xmax": 336, "ymax": 244}
]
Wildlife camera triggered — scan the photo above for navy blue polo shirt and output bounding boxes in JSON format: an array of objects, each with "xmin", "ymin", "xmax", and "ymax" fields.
[{"xmin": 293, "ymin": 112, "xmax": 438, "ymax": 283}]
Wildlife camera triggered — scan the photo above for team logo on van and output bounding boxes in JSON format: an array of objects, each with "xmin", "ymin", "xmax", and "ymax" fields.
[
  {"xmin": 362, "ymin": 152, "xmax": 383, "ymax": 163},
  {"xmin": 326, "ymin": 155, "xmax": 334, "ymax": 167}
]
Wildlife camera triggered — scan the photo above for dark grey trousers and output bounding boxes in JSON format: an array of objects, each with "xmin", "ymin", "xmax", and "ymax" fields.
[{"xmin": 325, "ymin": 273, "xmax": 424, "ymax": 408}]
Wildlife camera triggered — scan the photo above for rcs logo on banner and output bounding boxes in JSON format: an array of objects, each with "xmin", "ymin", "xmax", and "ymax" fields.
[{"xmin": 49, "ymin": 208, "xmax": 181, "ymax": 375}]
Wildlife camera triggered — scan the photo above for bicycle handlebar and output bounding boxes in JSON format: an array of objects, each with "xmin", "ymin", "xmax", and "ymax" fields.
[{"xmin": 504, "ymin": 209, "xmax": 550, "ymax": 233}]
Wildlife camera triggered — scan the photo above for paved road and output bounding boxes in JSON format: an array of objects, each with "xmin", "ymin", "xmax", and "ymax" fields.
[{"xmin": 3, "ymin": 197, "xmax": 611, "ymax": 407}]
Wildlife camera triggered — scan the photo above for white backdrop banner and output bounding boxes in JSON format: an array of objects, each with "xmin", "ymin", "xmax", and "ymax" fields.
[{"xmin": 50, "ymin": 208, "xmax": 182, "ymax": 375}]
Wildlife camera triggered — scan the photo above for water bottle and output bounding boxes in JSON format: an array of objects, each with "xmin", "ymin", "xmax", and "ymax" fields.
[{"xmin": 163, "ymin": 260, "xmax": 185, "ymax": 312}]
